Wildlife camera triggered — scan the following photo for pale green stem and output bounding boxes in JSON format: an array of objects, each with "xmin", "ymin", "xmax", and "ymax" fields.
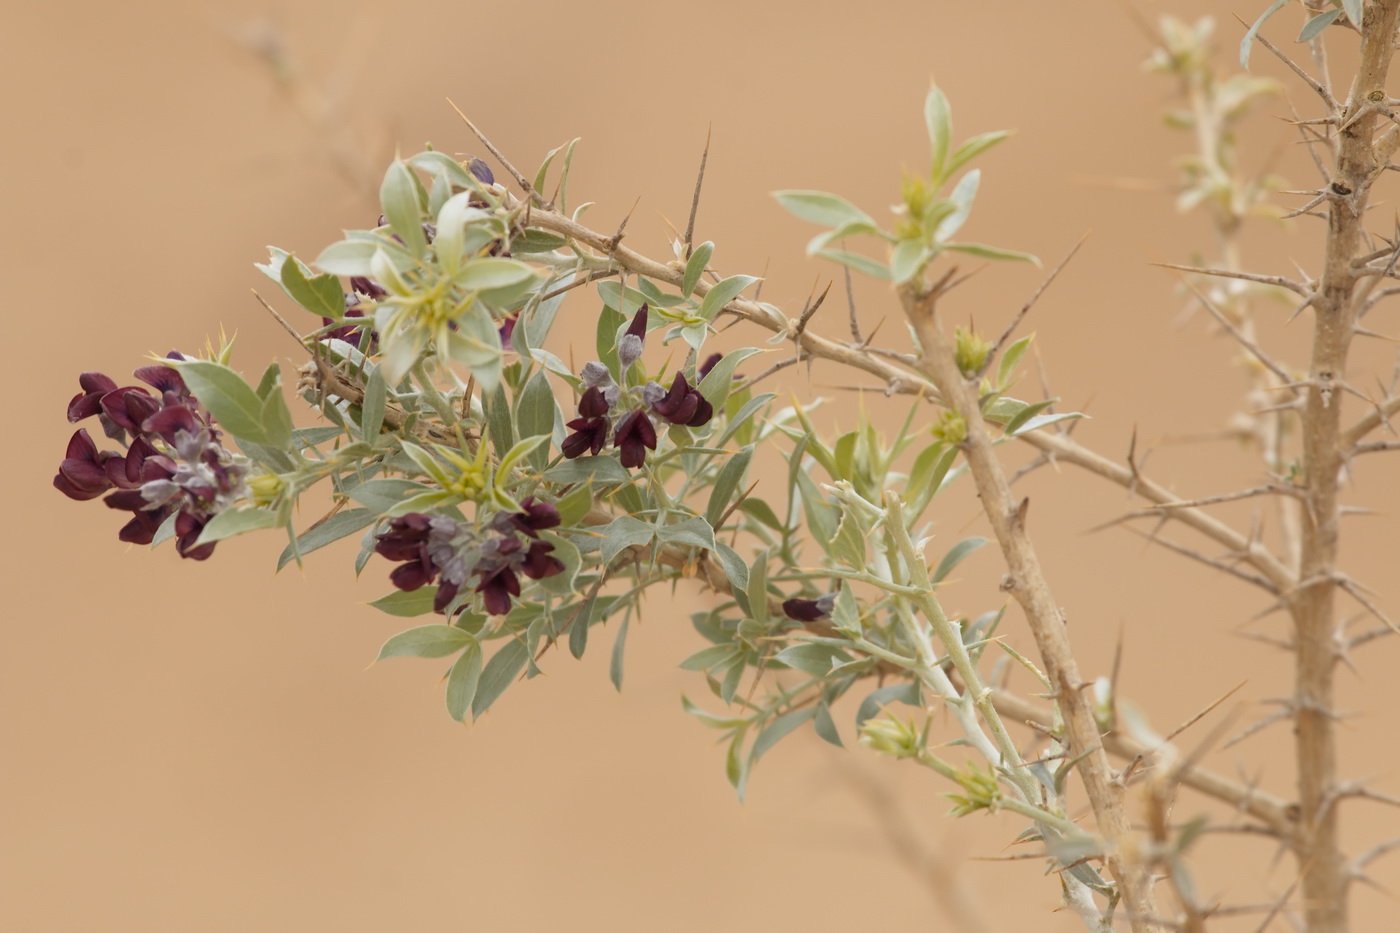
[
  {"xmin": 411, "ymin": 359, "xmax": 458, "ymax": 426},
  {"xmin": 890, "ymin": 600, "xmax": 1007, "ymax": 774},
  {"xmin": 886, "ymin": 493, "xmax": 1041, "ymax": 804}
]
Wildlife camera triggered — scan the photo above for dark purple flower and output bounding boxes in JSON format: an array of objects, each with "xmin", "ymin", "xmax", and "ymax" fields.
[
  {"xmin": 98, "ymin": 386, "xmax": 160, "ymax": 436},
  {"xmin": 133, "ymin": 363, "xmax": 188, "ymax": 399},
  {"xmin": 320, "ymin": 278, "xmax": 385, "ymax": 346},
  {"xmin": 67, "ymin": 372, "xmax": 118, "ymax": 423},
  {"xmin": 375, "ymin": 514, "xmax": 439, "ymax": 590},
  {"xmin": 698, "ymin": 353, "xmax": 723, "ymax": 381},
  {"xmin": 174, "ymin": 512, "xmax": 216, "ymax": 561},
  {"xmin": 617, "ymin": 304, "xmax": 649, "ymax": 370},
  {"xmin": 433, "ymin": 580, "xmax": 462, "ymax": 614},
  {"xmin": 649, "ymin": 372, "xmax": 714, "ymax": 428},
  {"xmin": 104, "ymin": 495, "xmax": 173, "ymax": 546},
  {"xmin": 468, "ymin": 158, "xmax": 495, "ymax": 186},
  {"xmin": 511, "ymin": 497, "xmax": 561, "ymax": 538},
  {"xmin": 141, "ymin": 401, "xmax": 200, "ymax": 445},
  {"xmin": 476, "ymin": 564, "xmax": 521, "ymax": 616},
  {"xmin": 782, "ymin": 593, "xmax": 837, "ymax": 622},
  {"xmin": 614, "ymin": 409, "xmax": 657, "ymax": 469},
  {"xmin": 561, "ymin": 386, "xmax": 612, "ymax": 459},
  {"xmin": 350, "ymin": 276, "xmax": 388, "ymax": 302},
  {"xmin": 390, "ymin": 560, "xmax": 436, "ymax": 591},
  {"xmin": 498, "ymin": 310, "xmax": 519, "ymax": 346},
  {"xmin": 626, "ymin": 304, "xmax": 648, "ymax": 340},
  {"xmin": 53, "ymin": 429, "xmax": 118, "ymax": 501},
  {"xmin": 521, "ymin": 540, "xmax": 565, "ymax": 580},
  {"xmin": 107, "ymin": 437, "xmax": 174, "ymax": 490}
]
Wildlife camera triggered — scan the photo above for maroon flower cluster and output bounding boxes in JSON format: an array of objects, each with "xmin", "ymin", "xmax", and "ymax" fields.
[
  {"xmin": 375, "ymin": 497, "xmax": 565, "ymax": 616},
  {"xmin": 55, "ymin": 358, "xmax": 248, "ymax": 560},
  {"xmin": 560, "ymin": 305, "xmax": 715, "ymax": 470}
]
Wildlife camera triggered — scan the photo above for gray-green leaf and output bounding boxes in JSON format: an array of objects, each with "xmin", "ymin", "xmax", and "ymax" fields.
[
  {"xmin": 377, "ymin": 624, "xmax": 472, "ymax": 660},
  {"xmin": 445, "ymin": 639, "xmax": 483, "ymax": 721}
]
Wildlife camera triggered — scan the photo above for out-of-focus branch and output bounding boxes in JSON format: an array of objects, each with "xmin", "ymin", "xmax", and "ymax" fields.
[
  {"xmin": 1290, "ymin": 4, "xmax": 1400, "ymax": 931},
  {"xmin": 986, "ymin": 686, "xmax": 1297, "ymax": 839}
]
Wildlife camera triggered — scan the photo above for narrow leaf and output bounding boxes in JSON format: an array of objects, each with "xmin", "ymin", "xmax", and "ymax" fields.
[
  {"xmin": 772, "ymin": 190, "xmax": 875, "ymax": 228},
  {"xmin": 171, "ymin": 359, "xmax": 272, "ymax": 445},
  {"xmin": 369, "ymin": 588, "xmax": 442, "ymax": 618},
  {"xmin": 376, "ymin": 623, "xmax": 471, "ymax": 660},
  {"xmin": 943, "ymin": 241, "xmax": 1038, "ymax": 264},
  {"xmin": 1240, "ymin": 0, "xmax": 1289, "ymax": 69},
  {"xmin": 276, "ymin": 508, "xmax": 377, "ymax": 570},
  {"xmin": 609, "ymin": 616, "xmax": 630, "ymax": 691},
  {"xmin": 445, "ymin": 639, "xmax": 483, "ymax": 721},
  {"xmin": 931, "ymin": 536, "xmax": 988, "ymax": 584},
  {"xmin": 814, "ymin": 248, "xmax": 891, "ymax": 280},
  {"xmin": 751, "ymin": 707, "xmax": 816, "ymax": 762},
  {"xmin": 361, "ymin": 366, "xmax": 387, "ymax": 441},
  {"xmin": 379, "ymin": 160, "xmax": 428, "ymax": 257},
  {"xmin": 194, "ymin": 506, "xmax": 280, "ymax": 545},
  {"xmin": 472, "ymin": 639, "xmax": 530, "ymax": 719},
  {"xmin": 924, "ymin": 85, "xmax": 952, "ymax": 182},
  {"xmin": 947, "ymin": 130, "xmax": 1011, "ymax": 177},
  {"xmin": 1299, "ymin": 8, "xmax": 1342, "ymax": 41},
  {"xmin": 697, "ymin": 274, "xmax": 761, "ymax": 322},
  {"xmin": 683, "ymin": 241, "xmax": 714, "ymax": 298},
  {"xmin": 706, "ymin": 446, "xmax": 754, "ymax": 528}
]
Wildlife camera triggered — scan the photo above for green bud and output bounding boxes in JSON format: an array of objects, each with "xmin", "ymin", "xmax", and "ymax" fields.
[
  {"xmin": 247, "ymin": 471, "xmax": 286, "ymax": 506},
  {"xmin": 930, "ymin": 409, "xmax": 967, "ymax": 445},
  {"xmin": 953, "ymin": 326, "xmax": 992, "ymax": 377},
  {"xmin": 859, "ymin": 711, "xmax": 926, "ymax": 760},
  {"xmin": 945, "ymin": 763, "xmax": 1003, "ymax": 817}
]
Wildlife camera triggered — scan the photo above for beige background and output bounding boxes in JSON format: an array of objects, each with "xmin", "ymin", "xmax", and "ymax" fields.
[{"xmin": 5, "ymin": 1, "xmax": 1399, "ymax": 929}]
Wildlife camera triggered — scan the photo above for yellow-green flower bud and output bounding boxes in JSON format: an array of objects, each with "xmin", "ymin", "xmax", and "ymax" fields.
[
  {"xmin": 896, "ymin": 172, "xmax": 932, "ymax": 239},
  {"xmin": 247, "ymin": 471, "xmax": 286, "ymax": 506},
  {"xmin": 930, "ymin": 409, "xmax": 967, "ymax": 445},
  {"xmin": 859, "ymin": 711, "xmax": 925, "ymax": 760},
  {"xmin": 953, "ymin": 326, "xmax": 992, "ymax": 377},
  {"xmin": 946, "ymin": 763, "xmax": 1003, "ymax": 817}
]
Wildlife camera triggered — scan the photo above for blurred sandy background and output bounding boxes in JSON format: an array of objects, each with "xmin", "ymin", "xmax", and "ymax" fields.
[{"xmin": 5, "ymin": 0, "xmax": 1399, "ymax": 929}]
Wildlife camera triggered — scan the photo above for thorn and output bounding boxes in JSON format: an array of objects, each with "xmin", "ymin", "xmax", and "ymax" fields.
[
  {"xmin": 1281, "ymin": 193, "xmax": 1329, "ymax": 219},
  {"xmin": 444, "ymin": 99, "xmax": 548, "ymax": 209},
  {"xmin": 1251, "ymin": 29, "xmax": 1339, "ymax": 111},
  {"xmin": 1336, "ymin": 577, "xmax": 1400, "ymax": 635},
  {"xmin": 975, "ymin": 234, "xmax": 1088, "ymax": 382},
  {"xmin": 1150, "ymin": 262, "xmax": 1309, "ymax": 296},
  {"xmin": 1354, "ymin": 325, "xmax": 1400, "ymax": 342},
  {"xmin": 794, "ymin": 279, "xmax": 833, "ymax": 340},
  {"xmin": 683, "ymin": 125, "xmax": 711, "ymax": 258},
  {"xmin": 1163, "ymin": 680, "xmax": 1248, "ymax": 745},
  {"xmin": 844, "ymin": 263, "xmax": 863, "ymax": 344},
  {"xmin": 251, "ymin": 289, "xmax": 312, "ymax": 353},
  {"xmin": 1222, "ymin": 705, "xmax": 1293, "ymax": 750},
  {"xmin": 1012, "ymin": 497, "xmax": 1030, "ymax": 531},
  {"xmin": 607, "ymin": 196, "xmax": 642, "ymax": 252}
]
